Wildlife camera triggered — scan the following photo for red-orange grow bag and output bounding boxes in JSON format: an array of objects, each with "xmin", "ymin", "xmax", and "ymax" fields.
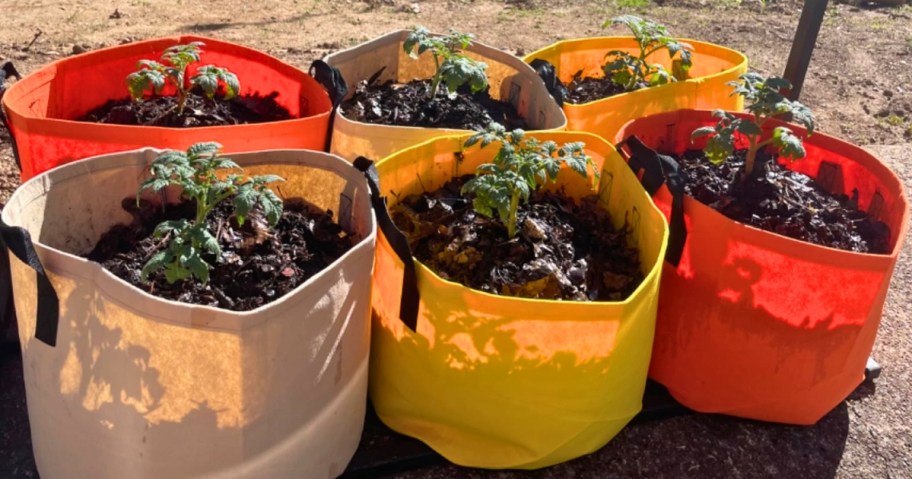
[
  {"xmin": 1, "ymin": 35, "xmax": 333, "ymax": 181},
  {"xmin": 616, "ymin": 109, "xmax": 909, "ymax": 425}
]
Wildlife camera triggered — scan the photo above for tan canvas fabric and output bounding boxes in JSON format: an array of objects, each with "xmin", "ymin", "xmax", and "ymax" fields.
[
  {"xmin": 2, "ymin": 148, "xmax": 377, "ymax": 479},
  {"xmin": 325, "ymin": 29, "xmax": 568, "ymax": 161}
]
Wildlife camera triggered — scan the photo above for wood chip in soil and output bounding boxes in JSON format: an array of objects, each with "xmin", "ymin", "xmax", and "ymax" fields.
[
  {"xmin": 86, "ymin": 196, "xmax": 353, "ymax": 311},
  {"xmin": 391, "ymin": 175, "xmax": 643, "ymax": 301}
]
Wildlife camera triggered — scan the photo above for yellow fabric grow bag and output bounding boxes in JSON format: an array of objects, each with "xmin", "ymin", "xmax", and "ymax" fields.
[
  {"xmin": 325, "ymin": 30, "xmax": 567, "ymax": 161},
  {"xmin": 368, "ymin": 131, "xmax": 668, "ymax": 469},
  {"xmin": 523, "ymin": 37, "xmax": 747, "ymax": 143}
]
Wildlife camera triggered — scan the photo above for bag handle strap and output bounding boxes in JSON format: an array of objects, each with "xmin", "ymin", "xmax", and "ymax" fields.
[
  {"xmin": 0, "ymin": 221, "xmax": 60, "ymax": 347},
  {"xmin": 309, "ymin": 60, "xmax": 348, "ymax": 152},
  {"xmin": 0, "ymin": 61, "xmax": 23, "ymax": 171},
  {"xmin": 353, "ymin": 156, "xmax": 420, "ymax": 332},
  {"xmin": 528, "ymin": 59, "xmax": 566, "ymax": 107},
  {"xmin": 617, "ymin": 135, "xmax": 687, "ymax": 267}
]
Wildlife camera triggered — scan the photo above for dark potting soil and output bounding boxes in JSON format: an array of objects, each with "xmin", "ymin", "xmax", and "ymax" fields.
[
  {"xmin": 340, "ymin": 75, "xmax": 527, "ymax": 131},
  {"xmin": 390, "ymin": 175, "xmax": 644, "ymax": 301},
  {"xmin": 86, "ymin": 197, "xmax": 353, "ymax": 311},
  {"xmin": 563, "ymin": 71, "xmax": 644, "ymax": 104},
  {"xmin": 676, "ymin": 149, "xmax": 891, "ymax": 254},
  {"xmin": 79, "ymin": 90, "xmax": 293, "ymax": 127}
]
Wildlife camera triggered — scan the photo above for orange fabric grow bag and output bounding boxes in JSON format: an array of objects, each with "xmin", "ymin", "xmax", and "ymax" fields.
[
  {"xmin": 524, "ymin": 37, "xmax": 746, "ymax": 144},
  {"xmin": 615, "ymin": 109, "xmax": 910, "ymax": 424},
  {"xmin": 1, "ymin": 35, "xmax": 333, "ymax": 181}
]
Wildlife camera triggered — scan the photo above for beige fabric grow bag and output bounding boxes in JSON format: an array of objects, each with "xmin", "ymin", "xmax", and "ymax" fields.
[
  {"xmin": 2, "ymin": 148, "xmax": 377, "ymax": 479},
  {"xmin": 325, "ymin": 30, "xmax": 568, "ymax": 161}
]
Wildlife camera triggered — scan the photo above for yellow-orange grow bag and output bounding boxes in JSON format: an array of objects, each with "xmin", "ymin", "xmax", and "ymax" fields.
[
  {"xmin": 325, "ymin": 30, "xmax": 567, "ymax": 161},
  {"xmin": 616, "ymin": 109, "xmax": 910, "ymax": 425},
  {"xmin": 1, "ymin": 35, "xmax": 333, "ymax": 181},
  {"xmin": 524, "ymin": 37, "xmax": 747, "ymax": 144},
  {"xmin": 369, "ymin": 131, "xmax": 668, "ymax": 468}
]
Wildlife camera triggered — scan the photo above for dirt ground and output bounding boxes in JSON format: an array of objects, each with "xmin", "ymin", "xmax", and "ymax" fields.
[{"xmin": 1, "ymin": 0, "xmax": 911, "ymax": 477}]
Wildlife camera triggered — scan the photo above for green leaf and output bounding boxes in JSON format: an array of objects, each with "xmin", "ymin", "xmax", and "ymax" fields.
[
  {"xmin": 259, "ymin": 188, "xmax": 284, "ymax": 227},
  {"xmin": 703, "ymin": 134, "xmax": 734, "ymax": 165},
  {"xmin": 772, "ymin": 127, "xmax": 806, "ymax": 161},
  {"xmin": 141, "ymin": 250, "xmax": 171, "ymax": 282},
  {"xmin": 187, "ymin": 142, "xmax": 222, "ymax": 159}
]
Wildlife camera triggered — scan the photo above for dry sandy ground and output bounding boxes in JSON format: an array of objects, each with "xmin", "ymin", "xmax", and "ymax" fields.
[{"xmin": 1, "ymin": 0, "xmax": 911, "ymax": 477}]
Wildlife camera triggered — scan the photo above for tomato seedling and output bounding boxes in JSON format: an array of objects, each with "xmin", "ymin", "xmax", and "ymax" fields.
[{"xmin": 403, "ymin": 26, "xmax": 489, "ymax": 100}]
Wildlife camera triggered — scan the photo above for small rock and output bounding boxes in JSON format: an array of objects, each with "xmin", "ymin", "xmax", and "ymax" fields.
[
  {"xmin": 884, "ymin": 89, "xmax": 893, "ymax": 98},
  {"xmin": 72, "ymin": 44, "xmax": 89, "ymax": 55},
  {"xmin": 109, "ymin": 8, "xmax": 122, "ymax": 19},
  {"xmin": 400, "ymin": 2, "xmax": 419, "ymax": 13}
]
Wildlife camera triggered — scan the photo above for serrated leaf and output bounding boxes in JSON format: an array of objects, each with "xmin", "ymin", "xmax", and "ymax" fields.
[
  {"xmin": 141, "ymin": 250, "xmax": 171, "ymax": 282},
  {"xmin": 772, "ymin": 127, "xmax": 806, "ymax": 161},
  {"xmin": 259, "ymin": 188, "xmax": 284, "ymax": 227},
  {"xmin": 691, "ymin": 126, "xmax": 717, "ymax": 141},
  {"xmin": 187, "ymin": 142, "xmax": 222, "ymax": 158}
]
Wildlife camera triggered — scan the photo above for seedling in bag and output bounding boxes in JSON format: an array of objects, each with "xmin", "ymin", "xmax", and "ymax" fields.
[
  {"xmin": 602, "ymin": 15, "xmax": 693, "ymax": 91},
  {"xmin": 127, "ymin": 42, "xmax": 240, "ymax": 115},
  {"xmin": 403, "ymin": 26, "xmax": 489, "ymax": 100},
  {"xmin": 691, "ymin": 73, "xmax": 815, "ymax": 183},
  {"xmin": 461, "ymin": 123, "xmax": 599, "ymax": 239},
  {"xmin": 138, "ymin": 142, "xmax": 284, "ymax": 284}
]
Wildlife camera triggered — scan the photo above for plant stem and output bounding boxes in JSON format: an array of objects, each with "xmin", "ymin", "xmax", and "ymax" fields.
[
  {"xmin": 506, "ymin": 191, "xmax": 520, "ymax": 239},
  {"xmin": 429, "ymin": 55, "xmax": 442, "ymax": 99}
]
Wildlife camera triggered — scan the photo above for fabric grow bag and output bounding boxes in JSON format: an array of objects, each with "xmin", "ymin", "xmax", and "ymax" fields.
[
  {"xmin": 324, "ymin": 30, "xmax": 568, "ymax": 161},
  {"xmin": 615, "ymin": 109, "xmax": 910, "ymax": 425},
  {"xmin": 368, "ymin": 132, "xmax": 668, "ymax": 469},
  {"xmin": 524, "ymin": 37, "xmax": 746, "ymax": 145},
  {"xmin": 1, "ymin": 35, "xmax": 334, "ymax": 181},
  {"xmin": 1, "ymin": 148, "xmax": 377, "ymax": 478}
]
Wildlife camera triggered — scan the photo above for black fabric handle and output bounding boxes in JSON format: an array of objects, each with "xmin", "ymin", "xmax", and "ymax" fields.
[
  {"xmin": 529, "ymin": 59, "xmax": 566, "ymax": 108},
  {"xmin": 0, "ymin": 61, "xmax": 23, "ymax": 171},
  {"xmin": 310, "ymin": 60, "xmax": 349, "ymax": 152},
  {"xmin": 353, "ymin": 156, "xmax": 419, "ymax": 332},
  {"xmin": 0, "ymin": 220, "xmax": 59, "ymax": 346},
  {"xmin": 617, "ymin": 135, "xmax": 687, "ymax": 267}
]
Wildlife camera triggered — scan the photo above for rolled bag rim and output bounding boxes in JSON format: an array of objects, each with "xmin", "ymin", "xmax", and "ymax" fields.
[
  {"xmin": 370, "ymin": 130, "xmax": 669, "ymax": 469},
  {"xmin": 1, "ymin": 147, "xmax": 378, "ymax": 333},
  {"xmin": 615, "ymin": 108, "xmax": 910, "ymax": 424},
  {"xmin": 615, "ymin": 108, "xmax": 910, "ymax": 261},
  {"xmin": 521, "ymin": 36, "xmax": 749, "ymax": 108},
  {"xmin": 2, "ymin": 34, "xmax": 334, "ymax": 180},
  {"xmin": 325, "ymin": 29, "xmax": 569, "ymax": 160}
]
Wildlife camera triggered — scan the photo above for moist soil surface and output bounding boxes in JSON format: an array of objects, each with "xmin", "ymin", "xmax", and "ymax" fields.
[
  {"xmin": 340, "ymin": 76, "xmax": 527, "ymax": 131},
  {"xmin": 86, "ymin": 196, "xmax": 353, "ymax": 310},
  {"xmin": 391, "ymin": 175, "xmax": 643, "ymax": 301},
  {"xmin": 80, "ymin": 90, "xmax": 293, "ymax": 127},
  {"xmin": 676, "ymin": 149, "xmax": 891, "ymax": 254},
  {"xmin": 563, "ymin": 73, "xmax": 644, "ymax": 104}
]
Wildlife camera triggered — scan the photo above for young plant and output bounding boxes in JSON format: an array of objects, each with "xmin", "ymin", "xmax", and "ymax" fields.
[
  {"xmin": 601, "ymin": 15, "xmax": 693, "ymax": 91},
  {"xmin": 403, "ymin": 26, "xmax": 489, "ymax": 100},
  {"xmin": 138, "ymin": 142, "xmax": 283, "ymax": 284},
  {"xmin": 126, "ymin": 41, "xmax": 240, "ymax": 115},
  {"xmin": 461, "ymin": 123, "xmax": 600, "ymax": 239},
  {"xmin": 691, "ymin": 73, "xmax": 815, "ymax": 180}
]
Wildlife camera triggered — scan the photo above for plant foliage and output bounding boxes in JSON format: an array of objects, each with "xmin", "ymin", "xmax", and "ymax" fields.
[
  {"xmin": 403, "ymin": 26, "xmax": 489, "ymax": 100},
  {"xmin": 461, "ymin": 123, "xmax": 599, "ymax": 239},
  {"xmin": 138, "ymin": 142, "xmax": 284, "ymax": 284},
  {"xmin": 691, "ymin": 72, "xmax": 815, "ymax": 178},
  {"xmin": 601, "ymin": 15, "xmax": 693, "ymax": 91},
  {"xmin": 126, "ymin": 41, "xmax": 240, "ymax": 115}
]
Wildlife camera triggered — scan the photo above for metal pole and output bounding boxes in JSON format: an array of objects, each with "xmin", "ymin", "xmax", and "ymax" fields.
[{"xmin": 782, "ymin": 0, "xmax": 829, "ymax": 101}]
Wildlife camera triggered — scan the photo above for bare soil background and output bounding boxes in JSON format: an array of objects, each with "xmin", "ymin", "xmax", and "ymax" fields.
[{"xmin": 1, "ymin": 0, "xmax": 911, "ymax": 477}]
